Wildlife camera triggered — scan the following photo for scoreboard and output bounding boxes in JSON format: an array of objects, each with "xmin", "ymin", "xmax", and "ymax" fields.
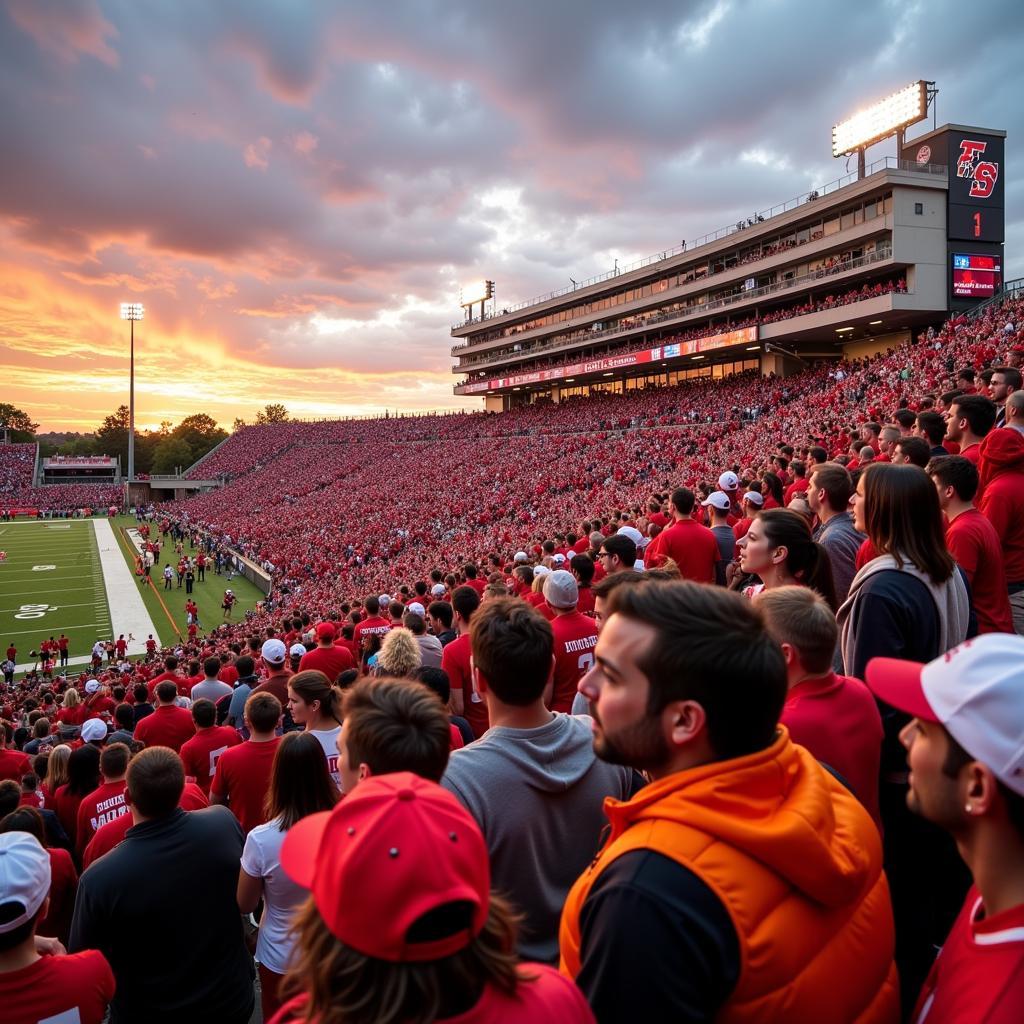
[{"xmin": 952, "ymin": 253, "xmax": 1002, "ymax": 298}]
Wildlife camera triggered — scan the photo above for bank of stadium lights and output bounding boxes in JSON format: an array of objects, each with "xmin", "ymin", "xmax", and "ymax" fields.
[
  {"xmin": 119, "ymin": 302, "xmax": 144, "ymax": 482},
  {"xmin": 832, "ymin": 81, "xmax": 928, "ymax": 157},
  {"xmin": 460, "ymin": 279, "xmax": 494, "ymax": 321}
]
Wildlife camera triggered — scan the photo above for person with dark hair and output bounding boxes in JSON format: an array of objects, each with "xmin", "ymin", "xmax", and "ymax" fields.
[
  {"xmin": 70, "ymin": 747, "xmax": 255, "ymax": 1023},
  {"xmin": 0, "ymin": 724, "xmax": 30, "ymax": 784},
  {"xmin": 989, "ymin": 366, "xmax": 1021, "ymax": 428},
  {"xmin": 807, "ymin": 461, "xmax": 863, "ymax": 604},
  {"xmin": 644, "ymin": 487, "xmax": 718, "ymax": 581},
  {"xmin": 944, "ymin": 394, "xmax": 997, "ymax": 466},
  {"xmin": 916, "ymin": 411, "xmax": 951, "ymax": 458},
  {"xmin": 337, "ymin": 677, "xmax": 451, "ymax": 795},
  {"xmin": 865, "ymin": 635, "xmax": 1024, "ymax": 1022},
  {"xmin": 287, "ymin": 670, "xmax": 344, "ymax": 786},
  {"xmin": 211, "ymin": 692, "xmax": 282, "ymax": 835},
  {"xmin": 131, "ymin": 683, "xmax": 153, "ymax": 727},
  {"xmin": 892, "ymin": 435, "xmax": 932, "ymax": 468},
  {"xmin": 738, "ymin": 508, "xmax": 838, "ymax": 609},
  {"xmin": 178, "ymin": 699, "xmax": 242, "ymax": 796},
  {"xmin": 929, "ymin": 455, "xmax": 1014, "ymax": 634},
  {"xmin": 224, "ymin": 653, "xmax": 257, "ymax": 729},
  {"xmin": 133, "ymin": 681, "xmax": 195, "ymax": 753},
  {"xmin": 237, "ymin": 732, "xmax": 339, "ymax": 1020},
  {"xmin": 842, "ymin": 462, "xmax": 973, "ymax": 1009},
  {"xmin": 443, "ymin": 598, "xmax": 639, "ymax": 964},
  {"xmin": 426, "ymin": 600, "xmax": 456, "ymax": 646},
  {"xmin": 0, "ymin": 804, "xmax": 78, "ymax": 944},
  {"xmin": 190, "ymin": 656, "xmax": 233, "ymax": 704},
  {"xmin": 298, "ymin": 622, "xmax": 355, "ymax": 683},
  {"xmin": 761, "ymin": 470, "xmax": 785, "ymax": 508},
  {"xmin": 442, "ymin": 585, "xmax": 486, "ymax": 738},
  {"xmin": 596, "ymin": 533, "xmax": 636, "ymax": 574},
  {"xmin": 272, "ymin": 773, "xmax": 594, "ymax": 1023},
  {"xmin": 74, "ymin": 743, "xmax": 131, "ymax": 858},
  {"xmin": 0, "ymin": 832, "xmax": 113, "ymax": 1023},
  {"xmin": 562, "ymin": 580, "xmax": 897, "ymax": 1021},
  {"xmin": 52, "ymin": 744, "xmax": 101, "ymax": 849},
  {"xmin": 351, "ymin": 595, "xmax": 391, "ymax": 650},
  {"xmin": 758, "ymin": 586, "xmax": 883, "ymax": 830}
]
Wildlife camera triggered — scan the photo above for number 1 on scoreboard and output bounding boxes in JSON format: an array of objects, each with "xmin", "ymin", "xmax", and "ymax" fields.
[{"xmin": 974, "ymin": 212, "xmax": 982, "ymax": 238}]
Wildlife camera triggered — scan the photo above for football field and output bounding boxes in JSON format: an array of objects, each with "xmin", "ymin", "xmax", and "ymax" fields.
[{"xmin": 0, "ymin": 519, "xmax": 113, "ymax": 670}]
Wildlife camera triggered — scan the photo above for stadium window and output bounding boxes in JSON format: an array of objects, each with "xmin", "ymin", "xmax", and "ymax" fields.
[
  {"xmin": 796, "ymin": 227, "xmax": 809, "ymax": 244},
  {"xmin": 854, "ymin": 205, "xmax": 865, "ymax": 225},
  {"xmin": 914, "ymin": 202, "xmax": 923, "ymax": 215},
  {"xmin": 883, "ymin": 194, "xmax": 893, "ymax": 214},
  {"xmin": 824, "ymin": 216, "xmax": 840, "ymax": 236},
  {"xmin": 840, "ymin": 208, "xmax": 855, "ymax": 231}
]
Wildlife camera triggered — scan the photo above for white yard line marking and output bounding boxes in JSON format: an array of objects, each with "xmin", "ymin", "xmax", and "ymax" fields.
[{"xmin": 91, "ymin": 519, "xmax": 158, "ymax": 657}]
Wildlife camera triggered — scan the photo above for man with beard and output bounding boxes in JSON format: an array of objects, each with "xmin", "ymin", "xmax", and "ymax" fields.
[{"xmin": 560, "ymin": 580, "xmax": 898, "ymax": 1023}]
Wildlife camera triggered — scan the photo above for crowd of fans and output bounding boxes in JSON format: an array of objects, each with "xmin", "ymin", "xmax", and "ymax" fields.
[
  {"xmin": 1, "ymin": 293, "xmax": 1024, "ymax": 1023},
  {"xmin": 0, "ymin": 444, "xmax": 121, "ymax": 513}
]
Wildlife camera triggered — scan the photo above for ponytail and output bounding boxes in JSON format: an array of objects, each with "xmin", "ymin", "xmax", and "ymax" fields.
[
  {"xmin": 288, "ymin": 670, "xmax": 344, "ymax": 725},
  {"xmin": 756, "ymin": 509, "xmax": 838, "ymax": 611}
]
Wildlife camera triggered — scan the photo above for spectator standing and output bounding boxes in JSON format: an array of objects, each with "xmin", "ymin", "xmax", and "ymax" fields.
[
  {"xmin": 944, "ymin": 394, "xmax": 997, "ymax": 467},
  {"xmin": 988, "ymin": 366, "xmax": 1021, "ymax": 428},
  {"xmin": 866, "ymin": 635, "xmax": 1024, "ymax": 1024},
  {"xmin": 0, "ymin": 832, "xmax": 114, "ymax": 1024},
  {"xmin": 405, "ymin": 612, "xmax": 443, "ymax": 668},
  {"xmin": 286, "ymin": 671, "xmax": 344, "ymax": 785},
  {"xmin": 808, "ymin": 462, "xmax": 864, "ymax": 604},
  {"xmin": 133, "ymin": 681, "xmax": 196, "ymax": 753},
  {"xmin": 52, "ymin": 746, "xmax": 100, "ymax": 849},
  {"xmin": 74, "ymin": 744, "xmax": 130, "ymax": 858},
  {"xmin": 0, "ymin": 726, "xmax": 30, "ymax": 782},
  {"xmin": 543, "ymin": 572, "xmax": 599, "ymax": 714},
  {"xmin": 211, "ymin": 692, "xmax": 282, "ymax": 835},
  {"xmin": 443, "ymin": 585, "xmax": 487, "ymax": 738},
  {"xmin": 69, "ymin": 748, "xmax": 254, "ymax": 1023},
  {"xmin": 702, "ymin": 491, "xmax": 736, "ymax": 585},
  {"xmin": 562, "ymin": 580, "xmax": 897, "ymax": 1022},
  {"xmin": 237, "ymin": 732, "xmax": 339, "ymax": 1021},
  {"xmin": 644, "ymin": 487, "xmax": 719, "ymax": 581},
  {"xmin": 178, "ymin": 699, "xmax": 242, "ymax": 796},
  {"xmin": 223, "ymin": 654, "xmax": 257, "ymax": 729},
  {"xmin": 272, "ymin": 773, "xmax": 594, "ymax": 1024},
  {"xmin": 251, "ymin": 639, "xmax": 292, "ymax": 708},
  {"xmin": 443, "ymin": 598, "xmax": 639, "ymax": 963},
  {"xmin": 297, "ymin": 622, "xmax": 355, "ymax": 682}
]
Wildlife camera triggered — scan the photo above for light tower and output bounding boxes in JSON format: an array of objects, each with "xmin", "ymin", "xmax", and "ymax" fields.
[{"xmin": 119, "ymin": 302, "xmax": 144, "ymax": 481}]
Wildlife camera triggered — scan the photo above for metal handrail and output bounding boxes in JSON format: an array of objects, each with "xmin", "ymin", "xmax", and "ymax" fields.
[
  {"xmin": 458, "ymin": 245, "xmax": 896, "ymax": 377},
  {"xmin": 452, "ymin": 157, "xmax": 944, "ymax": 330}
]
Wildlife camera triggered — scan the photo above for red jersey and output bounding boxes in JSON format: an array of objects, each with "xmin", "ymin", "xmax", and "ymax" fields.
[
  {"xmin": 39, "ymin": 846, "xmax": 77, "ymax": 941},
  {"xmin": 465, "ymin": 578, "xmax": 487, "ymax": 596},
  {"xmin": 134, "ymin": 704, "xmax": 196, "ymax": 752},
  {"xmin": 218, "ymin": 663, "xmax": 239, "ymax": 687},
  {"xmin": 5, "ymin": 645, "xmax": 15, "ymax": 660},
  {"xmin": 0, "ymin": 748, "xmax": 30, "ymax": 782},
  {"xmin": 945, "ymin": 509, "xmax": 1014, "ymax": 634},
  {"xmin": 146, "ymin": 670, "xmax": 188, "ymax": 700},
  {"xmin": 647, "ymin": 518, "xmax": 720, "ymax": 582},
  {"xmin": 145, "ymin": 637, "xmax": 158, "ymax": 655},
  {"xmin": 576, "ymin": 585, "xmax": 595, "ymax": 617},
  {"xmin": 913, "ymin": 886, "xmax": 1024, "ymax": 1024},
  {"xmin": 83, "ymin": 783, "xmax": 208, "ymax": 868},
  {"xmin": 115, "ymin": 638, "xmax": 127, "ymax": 657},
  {"xmin": 781, "ymin": 674, "xmax": 883, "ymax": 832},
  {"xmin": 299, "ymin": 644, "xmax": 356, "ymax": 682},
  {"xmin": 352, "ymin": 615, "xmax": 391, "ymax": 650},
  {"xmin": 442, "ymin": 634, "xmax": 488, "ymax": 738},
  {"xmin": 211, "ymin": 737, "xmax": 281, "ymax": 835},
  {"xmin": 52, "ymin": 785, "xmax": 86, "ymax": 845},
  {"xmin": 180, "ymin": 725, "xmax": 243, "ymax": 795},
  {"xmin": 784, "ymin": 478, "xmax": 810, "ymax": 504},
  {"xmin": 959, "ymin": 442, "xmax": 981, "ymax": 466},
  {"xmin": 75, "ymin": 779, "xmax": 129, "ymax": 854},
  {"xmin": 549, "ymin": 612, "xmax": 599, "ymax": 714},
  {"xmin": 0, "ymin": 949, "xmax": 114, "ymax": 1024}
]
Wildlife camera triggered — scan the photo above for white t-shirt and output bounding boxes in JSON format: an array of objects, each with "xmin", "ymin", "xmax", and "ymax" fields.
[
  {"xmin": 308, "ymin": 726, "xmax": 342, "ymax": 785},
  {"xmin": 240, "ymin": 816, "xmax": 306, "ymax": 974}
]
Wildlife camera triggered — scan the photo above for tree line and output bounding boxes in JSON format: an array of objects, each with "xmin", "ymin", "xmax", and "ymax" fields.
[{"xmin": 0, "ymin": 402, "xmax": 289, "ymax": 476}]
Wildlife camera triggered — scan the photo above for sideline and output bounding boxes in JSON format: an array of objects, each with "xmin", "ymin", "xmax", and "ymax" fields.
[
  {"xmin": 113, "ymin": 524, "xmax": 182, "ymax": 642},
  {"xmin": 92, "ymin": 519, "xmax": 160, "ymax": 656}
]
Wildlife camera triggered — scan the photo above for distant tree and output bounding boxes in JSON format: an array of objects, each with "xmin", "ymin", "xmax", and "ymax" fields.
[
  {"xmin": 255, "ymin": 403, "xmax": 289, "ymax": 425},
  {"xmin": 0, "ymin": 403, "xmax": 39, "ymax": 442},
  {"xmin": 232, "ymin": 417, "xmax": 247, "ymax": 433},
  {"xmin": 94, "ymin": 405, "xmax": 131, "ymax": 469},
  {"xmin": 152, "ymin": 437, "xmax": 193, "ymax": 475},
  {"xmin": 173, "ymin": 413, "xmax": 227, "ymax": 463}
]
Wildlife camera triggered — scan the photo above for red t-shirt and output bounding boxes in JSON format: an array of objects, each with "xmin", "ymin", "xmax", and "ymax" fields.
[
  {"xmin": 442, "ymin": 634, "xmax": 488, "ymax": 738},
  {"xmin": 945, "ymin": 509, "xmax": 1014, "ymax": 634},
  {"xmin": 0, "ymin": 748, "xmax": 31, "ymax": 782},
  {"xmin": 134, "ymin": 704, "xmax": 196, "ymax": 752},
  {"xmin": 576, "ymin": 585, "xmax": 595, "ymax": 617},
  {"xmin": 959, "ymin": 442, "xmax": 982, "ymax": 466},
  {"xmin": 0, "ymin": 949, "xmax": 115, "ymax": 1024},
  {"xmin": 913, "ymin": 886, "xmax": 1024, "ymax": 1024},
  {"xmin": 449, "ymin": 723, "xmax": 464, "ymax": 750},
  {"xmin": 781, "ymin": 674, "xmax": 883, "ymax": 832},
  {"xmin": 75, "ymin": 779, "xmax": 129, "ymax": 855},
  {"xmin": 39, "ymin": 846, "xmax": 78, "ymax": 941},
  {"xmin": 784, "ymin": 477, "xmax": 810, "ymax": 504},
  {"xmin": 549, "ymin": 612, "xmax": 599, "ymax": 714},
  {"xmin": 83, "ymin": 783, "xmax": 208, "ymax": 868},
  {"xmin": 269, "ymin": 963, "xmax": 594, "ymax": 1024},
  {"xmin": 465, "ymin": 578, "xmax": 487, "ymax": 596},
  {"xmin": 298, "ymin": 645, "xmax": 356, "ymax": 682},
  {"xmin": 211, "ymin": 737, "xmax": 281, "ymax": 835},
  {"xmin": 52, "ymin": 785, "xmax": 87, "ymax": 845},
  {"xmin": 146, "ymin": 670, "xmax": 189, "ymax": 700},
  {"xmin": 979, "ymin": 468, "xmax": 1024, "ymax": 584},
  {"xmin": 352, "ymin": 616, "xmax": 392, "ymax": 650},
  {"xmin": 647, "ymin": 519, "xmax": 720, "ymax": 582},
  {"xmin": 180, "ymin": 725, "xmax": 243, "ymax": 795},
  {"xmin": 218, "ymin": 664, "xmax": 240, "ymax": 687},
  {"xmin": 855, "ymin": 537, "xmax": 880, "ymax": 570}
]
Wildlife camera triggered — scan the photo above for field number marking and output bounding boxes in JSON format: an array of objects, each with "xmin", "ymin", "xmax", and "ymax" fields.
[
  {"xmin": 32, "ymin": 565, "xmax": 56, "ymax": 571},
  {"xmin": 14, "ymin": 603, "xmax": 51, "ymax": 619}
]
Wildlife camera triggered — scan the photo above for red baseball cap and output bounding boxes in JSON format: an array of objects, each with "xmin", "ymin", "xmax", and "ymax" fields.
[
  {"xmin": 315, "ymin": 622, "xmax": 337, "ymax": 640},
  {"xmin": 281, "ymin": 772, "xmax": 490, "ymax": 962}
]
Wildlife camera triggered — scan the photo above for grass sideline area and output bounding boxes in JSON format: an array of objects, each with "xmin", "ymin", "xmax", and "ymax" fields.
[
  {"xmin": 109, "ymin": 515, "xmax": 265, "ymax": 648},
  {"xmin": 0, "ymin": 518, "xmax": 112, "ymax": 668}
]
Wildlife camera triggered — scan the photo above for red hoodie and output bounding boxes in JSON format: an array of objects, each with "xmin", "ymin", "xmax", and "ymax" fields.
[{"xmin": 978, "ymin": 428, "xmax": 1024, "ymax": 584}]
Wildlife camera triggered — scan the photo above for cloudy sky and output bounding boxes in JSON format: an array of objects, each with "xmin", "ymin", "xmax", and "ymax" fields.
[{"xmin": 1, "ymin": 0, "xmax": 1021, "ymax": 431}]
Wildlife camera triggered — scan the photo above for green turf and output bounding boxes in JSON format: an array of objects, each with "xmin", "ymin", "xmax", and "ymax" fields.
[
  {"xmin": 0, "ymin": 519, "xmax": 111, "ymax": 666},
  {"xmin": 109, "ymin": 516, "xmax": 264, "ymax": 646}
]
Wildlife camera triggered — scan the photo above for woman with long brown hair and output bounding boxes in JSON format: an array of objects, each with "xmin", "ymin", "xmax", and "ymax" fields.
[
  {"xmin": 837, "ymin": 461, "xmax": 972, "ymax": 1009},
  {"xmin": 237, "ymin": 731, "xmax": 339, "ymax": 1021},
  {"xmin": 286, "ymin": 670, "xmax": 344, "ymax": 786},
  {"xmin": 270, "ymin": 773, "xmax": 593, "ymax": 1024}
]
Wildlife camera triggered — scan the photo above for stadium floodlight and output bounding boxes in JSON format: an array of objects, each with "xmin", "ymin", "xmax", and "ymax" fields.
[
  {"xmin": 119, "ymin": 302, "xmax": 145, "ymax": 483},
  {"xmin": 460, "ymin": 280, "xmax": 494, "ymax": 307},
  {"xmin": 831, "ymin": 81, "xmax": 927, "ymax": 158}
]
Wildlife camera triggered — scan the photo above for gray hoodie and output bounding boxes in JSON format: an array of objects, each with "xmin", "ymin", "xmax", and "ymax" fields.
[{"xmin": 441, "ymin": 713, "xmax": 642, "ymax": 963}]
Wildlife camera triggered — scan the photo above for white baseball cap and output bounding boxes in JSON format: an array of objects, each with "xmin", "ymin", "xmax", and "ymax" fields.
[
  {"xmin": 261, "ymin": 638, "xmax": 287, "ymax": 664},
  {"xmin": 430, "ymin": 583, "xmax": 446, "ymax": 597},
  {"xmin": 718, "ymin": 471, "xmax": 740, "ymax": 491},
  {"xmin": 378, "ymin": 594, "xmax": 391, "ymax": 609},
  {"xmin": 81, "ymin": 718, "xmax": 108, "ymax": 743},
  {"xmin": 866, "ymin": 634, "xmax": 1024, "ymax": 796},
  {"xmin": 701, "ymin": 491, "xmax": 732, "ymax": 511},
  {"xmin": 544, "ymin": 569, "xmax": 579, "ymax": 610},
  {"xmin": 84, "ymin": 679, "xmax": 101, "ymax": 694},
  {"xmin": 533, "ymin": 565, "xmax": 552, "ymax": 578},
  {"xmin": 289, "ymin": 643, "xmax": 307, "ymax": 658},
  {"xmin": 0, "ymin": 833, "xmax": 51, "ymax": 934},
  {"xmin": 407, "ymin": 602, "xmax": 426, "ymax": 618},
  {"xmin": 617, "ymin": 525, "xmax": 645, "ymax": 547},
  {"xmin": 513, "ymin": 551, "xmax": 529, "ymax": 563},
  {"xmin": 742, "ymin": 490, "xmax": 765, "ymax": 506},
  {"xmin": 552, "ymin": 553, "xmax": 566, "ymax": 564}
]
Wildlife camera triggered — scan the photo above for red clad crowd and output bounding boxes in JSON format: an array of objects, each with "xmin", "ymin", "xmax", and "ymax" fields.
[{"xmin": 0, "ymin": 295, "xmax": 1023, "ymax": 1023}]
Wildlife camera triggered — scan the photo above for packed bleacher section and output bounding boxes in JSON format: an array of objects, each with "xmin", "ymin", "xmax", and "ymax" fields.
[
  {"xmin": 0, "ymin": 443, "xmax": 36, "ymax": 490},
  {"xmin": 2, "ymin": 291, "xmax": 1024, "ymax": 1023},
  {"xmin": 0, "ymin": 444, "xmax": 121, "ymax": 513}
]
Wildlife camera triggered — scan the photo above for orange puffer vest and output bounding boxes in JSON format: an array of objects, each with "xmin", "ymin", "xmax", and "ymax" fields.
[{"xmin": 560, "ymin": 729, "xmax": 900, "ymax": 1023}]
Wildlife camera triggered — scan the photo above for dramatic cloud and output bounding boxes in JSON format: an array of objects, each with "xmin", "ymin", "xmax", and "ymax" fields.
[{"xmin": 0, "ymin": 0, "xmax": 1021, "ymax": 431}]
